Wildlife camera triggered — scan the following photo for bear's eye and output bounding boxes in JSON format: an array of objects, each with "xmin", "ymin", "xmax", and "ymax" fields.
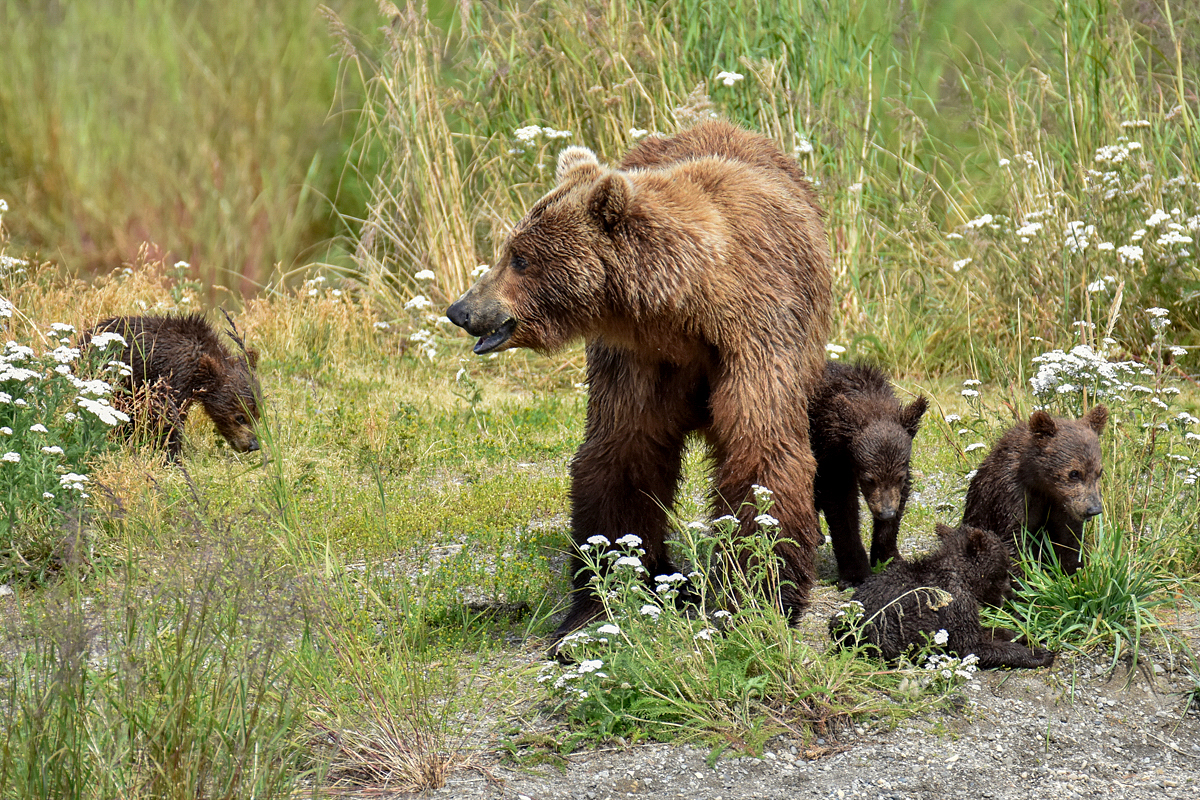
[
  {"xmin": 1068, "ymin": 469, "xmax": 1082, "ymax": 481},
  {"xmin": 510, "ymin": 253, "xmax": 529, "ymax": 274},
  {"xmin": 235, "ymin": 414, "xmax": 248, "ymax": 426}
]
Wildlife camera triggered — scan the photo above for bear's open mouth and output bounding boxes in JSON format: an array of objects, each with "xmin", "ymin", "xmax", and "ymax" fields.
[{"xmin": 474, "ymin": 318, "xmax": 517, "ymax": 355}]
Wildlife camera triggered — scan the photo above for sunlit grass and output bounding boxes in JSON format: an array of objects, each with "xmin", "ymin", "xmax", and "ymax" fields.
[{"xmin": 0, "ymin": 0, "xmax": 1198, "ymax": 794}]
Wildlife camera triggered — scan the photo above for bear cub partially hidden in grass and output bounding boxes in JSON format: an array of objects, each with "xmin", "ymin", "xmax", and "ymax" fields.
[
  {"xmin": 808, "ymin": 361, "xmax": 927, "ymax": 587},
  {"xmin": 962, "ymin": 405, "xmax": 1108, "ymax": 575},
  {"xmin": 84, "ymin": 313, "xmax": 261, "ymax": 458},
  {"xmin": 830, "ymin": 523, "xmax": 1055, "ymax": 669}
]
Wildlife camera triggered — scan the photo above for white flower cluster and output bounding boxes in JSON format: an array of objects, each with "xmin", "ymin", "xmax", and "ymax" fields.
[
  {"xmin": 1029, "ymin": 343, "xmax": 1151, "ymax": 403},
  {"xmin": 1094, "ymin": 140, "xmax": 1142, "ymax": 165},
  {"xmin": 715, "ymin": 70, "xmax": 744, "ymax": 86},
  {"xmin": 409, "ymin": 328, "xmax": 437, "ymax": 361},
  {"xmin": 1063, "ymin": 220, "xmax": 1098, "ymax": 252},
  {"xmin": 923, "ymin": 651, "xmax": 980, "ymax": 683},
  {"xmin": 513, "ymin": 125, "xmax": 573, "ymax": 145}
]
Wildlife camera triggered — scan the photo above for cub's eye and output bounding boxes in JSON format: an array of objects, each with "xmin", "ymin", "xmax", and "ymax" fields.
[
  {"xmin": 235, "ymin": 414, "xmax": 248, "ymax": 426},
  {"xmin": 510, "ymin": 254, "xmax": 529, "ymax": 274},
  {"xmin": 1069, "ymin": 469, "xmax": 1082, "ymax": 481}
]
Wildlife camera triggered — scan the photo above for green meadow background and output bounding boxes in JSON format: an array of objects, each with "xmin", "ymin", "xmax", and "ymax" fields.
[{"xmin": 0, "ymin": 1, "xmax": 1197, "ymax": 796}]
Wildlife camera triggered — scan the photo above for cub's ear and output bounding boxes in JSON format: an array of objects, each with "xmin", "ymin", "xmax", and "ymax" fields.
[
  {"xmin": 196, "ymin": 354, "xmax": 222, "ymax": 392},
  {"xmin": 556, "ymin": 146, "xmax": 601, "ymax": 184},
  {"xmin": 934, "ymin": 523, "xmax": 956, "ymax": 540},
  {"xmin": 1028, "ymin": 410, "xmax": 1057, "ymax": 440},
  {"xmin": 586, "ymin": 171, "xmax": 633, "ymax": 231},
  {"xmin": 1084, "ymin": 404, "xmax": 1108, "ymax": 435},
  {"xmin": 901, "ymin": 395, "xmax": 929, "ymax": 437},
  {"xmin": 966, "ymin": 526, "xmax": 992, "ymax": 554},
  {"xmin": 244, "ymin": 348, "xmax": 260, "ymax": 369}
]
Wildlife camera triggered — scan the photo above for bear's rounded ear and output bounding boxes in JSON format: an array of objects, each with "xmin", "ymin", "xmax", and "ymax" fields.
[
  {"xmin": 966, "ymin": 526, "xmax": 991, "ymax": 553},
  {"xmin": 1085, "ymin": 404, "xmax": 1108, "ymax": 435},
  {"xmin": 586, "ymin": 171, "xmax": 633, "ymax": 232},
  {"xmin": 1028, "ymin": 410, "xmax": 1057, "ymax": 440},
  {"xmin": 196, "ymin": 353, "xmax": 221, "ymax": 390},
  {"xmin": 902, "ymin": 395, "xmax": 929, "ymax": 437},
  {"xmin": 934, "ymin": 523, "xmax": 956, "ymax": 540},
  {"xmin": 244, "ymin": 348, "xmax": 260, "ymax": 369},
  {"xmin": 556, "ymin": 146, "xmax": 601, "ymax": 184}
]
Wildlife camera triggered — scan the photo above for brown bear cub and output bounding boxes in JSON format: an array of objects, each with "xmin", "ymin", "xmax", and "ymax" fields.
[
  {"xmin": 447, "ymin": 120, "xmax": 833, "ymax": 642},
  {"xmin": 84, "ymin": 314, "xmax": 261, "ymax": 458},
  {"xmin": 808, "ymin": 361, "xmax": 928, "ymax": 587},
  {"xmin": 962, "ymin": 406, "xmax": 1108, "ymax": 575},
  {"xmin": 830, "ymin": 524, "xmax": 1055, "ymax": 669}
]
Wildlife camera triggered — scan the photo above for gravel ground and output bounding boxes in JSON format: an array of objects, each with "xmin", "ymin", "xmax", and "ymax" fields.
[
  {"xmin": 399, "ymin": 479, "xmax": 1200, "ymax": 800},
  {"xmin": 422, "ymin": 650, "xmax": 1200, "ymax": 800}
]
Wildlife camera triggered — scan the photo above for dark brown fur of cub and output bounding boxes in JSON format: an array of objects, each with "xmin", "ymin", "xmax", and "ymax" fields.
[
  {"xmin": 85, "ymin": 314, "xmax": 261, "ymax": 457},
  {"xmin": 830, "ymin": 524, "xmax": 1054, "ymax": 669},
  {"xmin": 962, "ymin": 406, "xmax": 1108, "ymax": 574},
  {"xmin": 808, "ymin": 361, "xmax": 927, "ymax": 587}
]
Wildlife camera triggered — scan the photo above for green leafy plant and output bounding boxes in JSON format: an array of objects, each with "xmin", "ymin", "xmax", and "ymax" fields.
[{"xmin": 986, "ymin": 520, "xmax": 1174, "ymax": 673}]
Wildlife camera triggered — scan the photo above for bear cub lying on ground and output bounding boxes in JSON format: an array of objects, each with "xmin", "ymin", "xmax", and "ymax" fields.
[
  {"xmin": 830, "ymin": 523, "xmax": 1055, "ymax": 669},
  {"xmin": 808, "ymin": 361, "xmax": 927, "ymax": 587},
  {"xmin": 84, "ymin": 313, "xmax": 261, "ymax": 458},
  {"xmin": 962, "ymin": 406, "xmax": 1108, "ymax": 574}
]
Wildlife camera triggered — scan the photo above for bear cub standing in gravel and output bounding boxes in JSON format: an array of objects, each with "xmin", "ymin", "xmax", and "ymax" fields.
[
  {"xmin": 85, "ymin": 313, "xmax": 261, "ymax": 458},
  {"xmin": 830, "ymin": 523, "xmax": 1055, "ymax": 669},
  {"xmin": 962, "ymin": 406, "xmax": 1108, "ymax": 574},
  {"xmin": 808, "ymin": 361, "xmax": 927, "ymax": 587}
]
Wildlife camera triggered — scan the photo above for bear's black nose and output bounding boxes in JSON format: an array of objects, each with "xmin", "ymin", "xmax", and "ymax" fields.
[{"xmin": 446, "ymin": 299, "xmax": 470, "ymax": 329}]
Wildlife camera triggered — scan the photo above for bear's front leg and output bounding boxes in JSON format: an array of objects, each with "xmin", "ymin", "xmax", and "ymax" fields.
[
  {"xmin": 815, "ymin": 468, "xmax": 870, "ymax": 588},
  {"xmin": 554, "ymin": 343, "xmax": 707, "ymax": 642},
  {"xmin": 867, "ymin": 478, "xmax": 908, "ymax": 572}
]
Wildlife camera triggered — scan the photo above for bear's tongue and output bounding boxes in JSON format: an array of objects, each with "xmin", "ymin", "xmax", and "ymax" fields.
[{"xmin": 473, "ymin": 318, "xmax": 516, "ymax": 355}]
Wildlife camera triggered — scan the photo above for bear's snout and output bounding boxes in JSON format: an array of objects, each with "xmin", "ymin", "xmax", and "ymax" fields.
[{"xmin": 447, "ymin": 294, "xmax": 517, "ymax": 355}]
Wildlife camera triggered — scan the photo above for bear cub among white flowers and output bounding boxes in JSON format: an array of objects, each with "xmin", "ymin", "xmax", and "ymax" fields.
[{"xmin": 830, "ymin": 524, "xmax": 1055, "ymax": 669}]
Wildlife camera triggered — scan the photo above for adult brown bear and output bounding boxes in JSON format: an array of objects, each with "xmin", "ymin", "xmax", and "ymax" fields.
[{"xmin": 447, "ymin": 121, "xmax": 832, "ymax": 640}]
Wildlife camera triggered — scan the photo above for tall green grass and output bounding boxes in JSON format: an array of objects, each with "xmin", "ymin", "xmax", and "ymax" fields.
[
  {"xmin": 341, "ymin": 0, "xmax": 1197, "ymax": 374},
  {"xmin": 0, "ymin": 0, "xmax": 376, "ymax": 294},
  {"xmin": 1, "ymin": 0, "xmax": 1199, "ymax": 794}
]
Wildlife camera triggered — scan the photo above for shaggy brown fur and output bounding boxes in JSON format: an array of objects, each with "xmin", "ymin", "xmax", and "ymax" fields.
[
  {"xmin": 447, "ymin": 121, "xmax": 832, "ymax": 640},
  {"xmin": 84, "ymin": 314, "xmax": 261, "ymax": 457},
  {"xmin": 808, "ymin": 361, "xmax": 928, "ymax": 587},
  {"xmin": 962, "ymin": 406, "xmax": 1108, "ymax": 574},
  {"xmin": 830, "ymin": 524, "xmax": 1055, "ymax": 669}
]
